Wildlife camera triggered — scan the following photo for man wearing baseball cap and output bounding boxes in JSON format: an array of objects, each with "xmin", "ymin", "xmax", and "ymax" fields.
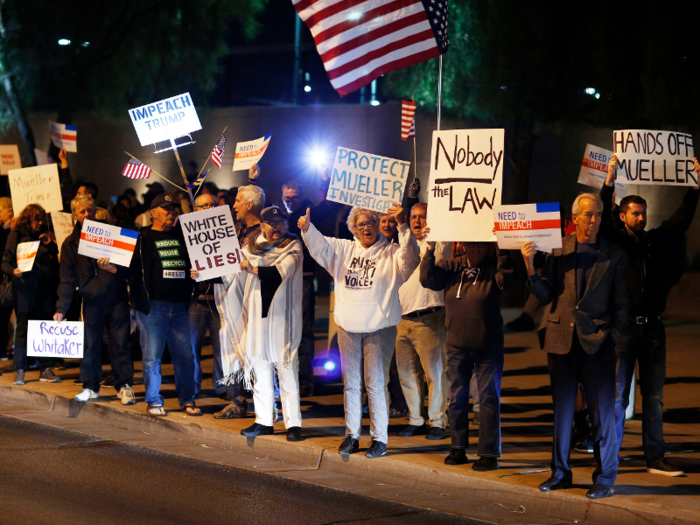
[{"xmin": 129, "ymin": 192, "xmax": 200, "ymax": 417}]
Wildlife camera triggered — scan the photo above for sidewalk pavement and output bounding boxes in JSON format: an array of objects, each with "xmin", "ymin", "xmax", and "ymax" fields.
[{"xmin": 1, "ymin": 297, "xmax": 699, "ymax": 524}]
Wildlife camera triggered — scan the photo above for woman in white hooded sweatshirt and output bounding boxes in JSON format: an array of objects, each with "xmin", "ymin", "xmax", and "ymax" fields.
[{"xmin": 299, "ymin": 205, "xmax": 420, "ymax": 458}]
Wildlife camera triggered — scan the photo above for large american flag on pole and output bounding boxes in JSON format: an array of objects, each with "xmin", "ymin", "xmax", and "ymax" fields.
[
  {"xmin": 211, "ymin": 134, "xmax": 227, "ymax": 170},
  {"xmin": 293, "ymin": 0, "xmax": 449, "ymax": 97},
  {"xmin": 122, "ymin": 159, "xmax": 152, "ymax": 180},
  {"xmin": 401, "ymin": 100, "xmax": 416, "ymax": 140}
]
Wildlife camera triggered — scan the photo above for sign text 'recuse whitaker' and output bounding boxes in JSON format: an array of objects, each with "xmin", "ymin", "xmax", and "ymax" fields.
[{"xmin": 128, "ymin": 92, "xmax": 202, "ymax": 146}]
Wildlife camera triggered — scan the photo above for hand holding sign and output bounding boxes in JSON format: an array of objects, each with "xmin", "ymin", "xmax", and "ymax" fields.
[
  {"xmin": 521, "ymin": 241, "xmax": 538, "ymax": 277},
  {"xmin": 97, "ymin": 257, "xmax": 117, "ymax": 274},
  {"xmin": 298, "ymin": 207, "xmax": 311, "ymax": 233},
  {"xmin": 422, "ymin": 226, "xmax": 435, "ymax": 250},
  {"xmin": 606, "ymin": 154, "xmax": 619, "ymax": 186}
]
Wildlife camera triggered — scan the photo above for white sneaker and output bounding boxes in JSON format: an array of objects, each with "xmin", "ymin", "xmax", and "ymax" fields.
[
  {"xmin": 75, "ymin": 388, "xmax": 99, "ymax": 402},
  {"xmin": 118, "ymin": 385, "xmax": 136, "ymax": 406}
]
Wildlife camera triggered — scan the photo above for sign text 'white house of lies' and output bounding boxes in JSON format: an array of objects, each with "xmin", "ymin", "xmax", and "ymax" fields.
[{"xmin": 128, "ymin": 92, "xmax": 202, "ymax": 147}]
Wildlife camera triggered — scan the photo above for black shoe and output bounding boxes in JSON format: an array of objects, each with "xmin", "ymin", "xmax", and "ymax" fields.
[
  {"xmin": 286, "ymin": 427, "xmax": 302, "ymax": 442},
  {"xmin": 586, "ymin": 484, "xmax": 614, "ymax": 499},
  {"xmin": 39, "ymin": 368, "xmax": 61, "ymax": 383},
  {"xmin": 388, "ymin": 407, "xmax": 408, "ymax": 418},
  {"xmin": 472, "ymin": 456, "xmax": 499, "ymax": 471},
  {"xmin": 241, "ymin": 423, "xmax": 274, "ymax": 437},
  {"xmin": 539, "ymin": 476, "xmax": 572, "ymax": 492},
  {"xmin": 647, "ymin": 458, "xmax": 684, "ymax": 477},
  {"xmin": 426, "ymin": 427, "xmax": 446, "ymax": 440},
  {"xmin": 338, "ymin": 436, "xmax": 360, "ymax": 455},
  {"xmin": 444, "ymin": 448, "xmax": 468, "ymax": 465},
  {"xmin": 218, "ymin": 392, "xmax": 231, "ymax": 401},
  {"xmin": 365, "ymin": 440, "xmax": 387, "ymax": 459},
  {"xmin": 575, "ymin": 435, "xmax": 594, "ymax": 454},
  {"xmin": 398, "ymin": 424, "xmax": 427, "ymax": 437},
  {"xmin": 100, "ymin": 375, "xmax": 116, "ymax": 389}
]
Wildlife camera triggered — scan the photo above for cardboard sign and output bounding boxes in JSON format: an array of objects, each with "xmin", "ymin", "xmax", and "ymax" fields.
[
  {"xmin": 577, "ymin": 144, "xmax": 631, "ymax": 199},
  {"xmin": 49, "ymin": 121, "xmax": 77, "ymax": 152},
  {"xmin": 0, "ymin": 145, "xmax": 21, "ymax": 174},
  {"xmin": 326, "ymin": 147, "xmax": 410, "ymax": 213},
  {"xmin": 17, "ymin": 241, "xmax": 40, "ymax": 272},
  {"xmin": 179, "ymin": 206, "xmax": 243, "ymax": 281},
  {"xmin": 78, "ymin": 219, "xmax": 138, "ymax": 267},
  {"xmin": 612, "ymin": 130, "xmax": 697, "ymax": 186},
  {"xmin": 232, "ymin": 133, "xmax": 272, "ymax": 172},
  {"xmin": 8, "ymin": 164, "xmax": 63, "ymax": 216},
  {"xmin": 493, "ymin": 203, "xmax": 562, "ymax": 253},
  {"xmin": 27, "ymin": 320, "xmax": 84, "ymax": 358},
  {"xmin": 51, "ymin": 211, "xmax": 75, "ymax": 251},
  {"xmin": 426, "ymin": 129, "xmax": 504, "ymax": 242},
  {"xmin": 128, "ymin": 92, "xmax": 202, "ymax": 146}
]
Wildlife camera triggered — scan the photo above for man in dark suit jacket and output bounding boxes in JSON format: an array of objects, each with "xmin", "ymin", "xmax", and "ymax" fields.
[{"xmin": 522, "ymin": 192, "xmax": 628, "ymax": 499}]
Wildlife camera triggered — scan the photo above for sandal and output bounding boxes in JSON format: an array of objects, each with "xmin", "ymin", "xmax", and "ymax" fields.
[
  {"xmin": 182, "ymin": 404, "xmax": 203, "ymax": 417},
  {"xmin": 147, "ymin": 405, "xmax": 166, "ymax": 417}
]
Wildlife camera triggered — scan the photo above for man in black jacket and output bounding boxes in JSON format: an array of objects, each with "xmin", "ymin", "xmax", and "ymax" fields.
[
  {"xmin": 604, "ymin": 156, "xmax": 700, "ymax": 476},
  {"xmin": 54, "ymin": 195, "xmax": 135, "ymax": 404}
]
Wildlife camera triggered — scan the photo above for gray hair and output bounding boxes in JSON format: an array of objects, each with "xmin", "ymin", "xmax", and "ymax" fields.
[
  {"xmin": 71, "ymin": 194, "xmax": 95, "ymax": 215},
  {"xmin": 572, "ymin": 193, "xmax": 603, "ymax": 216},
  {"xmin": 0, "ymin": 197, "xmax": 12, "ymax": 212},
  {"xmin": 347, "ymin": 207, "xmax": 380, "ymax": 239},
  {"xmin": 238, "ymin": 185, "xmax": 266, "ymax": 213},
  {"xmin": 195, "ymin": 193, "xmax": 216, "ymax": 207}
]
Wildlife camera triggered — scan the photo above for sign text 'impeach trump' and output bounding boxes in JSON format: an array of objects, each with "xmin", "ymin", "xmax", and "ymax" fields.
[
  {"xmin": 327, "ymin": 148, "xmax": 410, "ymax": 212},
  {"xmin": 128, "ymin": 92, "xmax": 202, "ymax": 146},
  {"xmin": 427, "ymin": 129, "xmax": 504, "ymax": 242}
]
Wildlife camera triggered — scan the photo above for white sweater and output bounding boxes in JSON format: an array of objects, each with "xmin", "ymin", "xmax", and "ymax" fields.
[{"xmin": 302, "ymin": 223, "xmax": 420, "ymax": 333}]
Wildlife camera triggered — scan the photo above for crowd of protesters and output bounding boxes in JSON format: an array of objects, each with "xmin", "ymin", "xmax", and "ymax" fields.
[{"xmin": 1, "ymin": 147, "xmax": 699, "ymax": 500}]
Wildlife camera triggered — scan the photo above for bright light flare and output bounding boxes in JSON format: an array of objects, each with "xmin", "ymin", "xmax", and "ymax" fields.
[
  {"xmin": 347, "ymin": 11, "xmax": 363, "ymax": 21},
  {"xmin": 304, "ymin": 85, "xmax": 312, "ymax": 93},
  {"xmin": 584, "ymin": 87, "xmax": 596, "ymax": 95},
  {"xmin": 370, "ymin": 99, "xmax": 380, "ymax": 106},
  {"xmin": 58, "ymin": 39, "xmax": 71, "ymax": 46},
  {"xmin": 324, "ymin": 361, "xmax": 336, "ymax": 371}
]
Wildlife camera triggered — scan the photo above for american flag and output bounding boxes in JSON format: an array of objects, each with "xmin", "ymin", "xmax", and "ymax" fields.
[
  {"xmin": 293, "ymin": 0, "xmax": 449, "ymax": 97},
  {"xmin": 401, "ymin": 100, "xmax": 416, "ymax": 140},
  {"xmin": 122, "ymin": 158, "xmax": 152, "ymax": 180},
  {"xmin": 211, "ymin": 134, "xmax": 227, "ymax": 170}
]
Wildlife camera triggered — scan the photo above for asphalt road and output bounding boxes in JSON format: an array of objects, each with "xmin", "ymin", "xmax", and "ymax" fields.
[{"xmin": 0, "ymin": 416, "xmax": 483, "ymax": 525}]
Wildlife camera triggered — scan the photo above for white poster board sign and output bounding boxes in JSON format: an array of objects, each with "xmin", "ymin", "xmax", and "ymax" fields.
[
  {"xmin": 326, "ymin": 147, "xmax": 410, "ymax": 212},
  {"xmin": 493, "ymin": 203, "xmax": 562, "ymax": 253},
  {"xmin": 613, "ymin": 130, "xmax": 697, "ymax": 186},
  {"xmin": 426, "ymin": 129, "xmax": 504, "ymax": 242},
  {"xmin": 77, "ymin": 219, "xmax": 138, "ymax": 267},
  {"xmin": 232, "ymin": 133, "xmax": 272, "ymax": 172},
  {"xmin": 17, "ymin": 241, "xmax": 40, "ymax": 272},
  {"xmin": 577, "ymin": 144, "xmax": 631, "ymax": 199},
  {"xmin": 0, "ymin": 145, "xmax": 21, "ymax": 175},
  {"xmin": 179, "ymin": 206, "xmax": 243, "ymax": 281},
  {"xmin": 51, "ymin": 211, "xmax": 75, "ymax": 251},
  {"xmin": 27, "ymin": 320, "xmax": 84, "ymax": 358},
  {"xmin": 128, "ymin": 92, "xmax": 202, "ymax": 146},
  {"xmin": 8, "ymin": 164, "xmax": 63, "ymax": 216},
  {"xmin": 49, "ymin": 121, "xmax": 78, "ymax": 152}
]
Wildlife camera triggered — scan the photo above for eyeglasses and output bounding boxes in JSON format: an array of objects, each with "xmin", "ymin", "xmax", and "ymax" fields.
[
  {"xmin": 356, "ymin": 221, "xmax": 375, "ymax": 230},
  {"xmin": 196, "ymin": 203, "xmax": 215, "ymax": 210}
]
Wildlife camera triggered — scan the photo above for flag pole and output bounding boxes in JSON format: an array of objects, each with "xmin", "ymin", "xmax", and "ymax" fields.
[
  {"xmin": 124, "ymin": 152, "xmax": 187, "ymax": 192},
  {"xmin": 169, "ymin": 138, "xmax": 196, "ymax": 208},
  {"xmin": 437, "ymin": 55, "xmax": 443, "ymax": 131},
  {"xmin": 412, "ymin": 95, "xmax": 418, "ymax": 182},
  {"xmin": 195, "ymin": 126, "xmax": 228, "ymax": 180}
]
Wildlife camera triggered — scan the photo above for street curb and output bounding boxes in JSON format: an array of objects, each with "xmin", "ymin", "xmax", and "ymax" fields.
[{"xmin": 0, "ymin": 384, "xmax": 695, "ymax": 525}]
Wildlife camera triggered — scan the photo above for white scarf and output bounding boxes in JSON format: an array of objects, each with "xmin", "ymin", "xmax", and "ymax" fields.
[{"xmin": 216, "ymin": 233, "xmax": 303, "ymax": 389}]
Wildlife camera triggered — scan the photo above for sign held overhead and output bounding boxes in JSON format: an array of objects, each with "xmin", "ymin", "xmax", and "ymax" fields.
[
  {"xmin": 128, "ymin": 92, "xmax": 202, "ymax": 146},
  {"xmin": 0, "ymin": 145, "xmax": 21, "ymax": 175},
  {"xmin": 49, "ymin": 121, "xmax": 77, "ymax": 152},
  {"xmin": 232, "ymin": 133, "xmax": 272, "ymax": 172},
  {"xmin": 8, "ymin": 164, "xmax": 63, "ymax": 216}
]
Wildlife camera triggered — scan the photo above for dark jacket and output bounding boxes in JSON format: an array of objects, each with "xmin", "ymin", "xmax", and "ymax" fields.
[
  {"xmin": 128, "ymin": 225, "xmax": 195, "ymax": 315},
  {"xmin": 55, "ymin": 221, "xmax": 130, "ymax": 315},
  {"xmin": 420, "ymin": 248, "xmax": 515, "ymax": 349},
  {"xmin": 599, "ymin": 184, "xmax": 699, "ymax": 317},
  {"xmin": 529, "ymin": 234, "xmax": 628, "ymax": 355}
]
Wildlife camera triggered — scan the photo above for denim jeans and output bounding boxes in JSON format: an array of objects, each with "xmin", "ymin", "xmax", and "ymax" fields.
[
  {"xmin": 136, "ymin": 300, "xmax": 195, "ymax": 408},
  {"xmin": 614, "ymin": 321, "xmax": 667, "ymax": 466},
  {"xmin": 446, "ymin": 344, "xmax": 503, "ymax": 457}
]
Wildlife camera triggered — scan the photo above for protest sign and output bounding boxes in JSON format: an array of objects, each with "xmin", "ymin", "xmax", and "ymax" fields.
[
  {"xmin": 78, "ymin": 219, "xmax": 138, "ymax": 267},
  {"xmin": 612, "ymin": 130, "xmax": 697, "ymax": 186},
  {"xmin": 232, "ymin": 133, "xmax": 272, "ymax": 172},
  {"xmin": 17, "ymin": 241, "xmax": 40, "ymax": 272},
  {"xmin": 8, "ymin": 164, "xmax": 63, "ymax": 216},
  {"xmin": 51, "ymin": 211, "xmax": 75, "ymax": 250},
  {"xmin": 49, "ymin": 121, "xmax": 77, "ymax": 152},
  {"xmin": 0, "ymin": 145, "xmax": 21, "ymax": 175},
  {"xmin": 426, "ymin": 129, "xmax": 504, "ymax": 242},
  {"xmin": 128, "ymin": 92, "xmax": 202, "ymax": 146},
  {"xmin": 493, "ymin": 203, "xmax": 562, "ymax": 253},
  {"xmin": 577, "ymin": 144, "xmax": 631, "ymax": 199},
  {"xmin": 28, "ymin": 320, "xmax": 84, "ymax": 358},
  {"xmin": 180, "ymin": 206, "xmax": 243, "ymax": 281},
  {"xmin": 326, "ymin": 147, "xmax": 410, "ymax": 213}
]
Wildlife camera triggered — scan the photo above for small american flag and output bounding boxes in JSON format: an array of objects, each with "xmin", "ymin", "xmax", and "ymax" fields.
[
  {"xmin": 211, "ymin": 134, "xmax": 227, "ymax": 170},
  {"xmin": 122, "ymin": 159, "xmax": 151, "ymax": 180},
  {"xmin": 401, "ymin": 100, "xmax": 417, "ymax": 140},
  {"xmin": 293, "ymin": 0, "xmax": 449, "ymax": 97}
]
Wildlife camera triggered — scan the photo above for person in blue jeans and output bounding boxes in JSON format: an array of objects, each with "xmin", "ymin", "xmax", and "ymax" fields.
[{"xmin": 129, "ymin": 193, "xmax": 200, "ymax": 417}]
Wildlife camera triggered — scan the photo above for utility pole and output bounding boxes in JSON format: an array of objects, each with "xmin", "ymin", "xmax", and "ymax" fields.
[{"xmin": 292, "ymin": 14, "xmax": 302, "ymax": 105}]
